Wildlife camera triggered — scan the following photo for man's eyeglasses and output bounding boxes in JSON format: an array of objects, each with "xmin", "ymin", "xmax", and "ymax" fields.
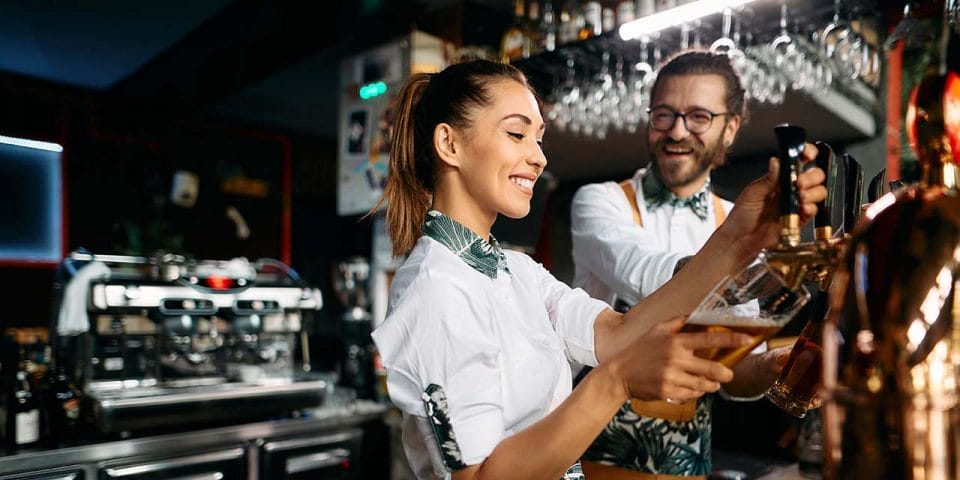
[{"xmin": 647, "ymin": 107, "xmax": 732, "ymax": 134}]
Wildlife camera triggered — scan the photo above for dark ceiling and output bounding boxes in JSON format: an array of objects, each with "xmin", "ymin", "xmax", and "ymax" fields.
[{"xmin": 0, "ymin": 0, "xmax": 511, "ymax": 136}]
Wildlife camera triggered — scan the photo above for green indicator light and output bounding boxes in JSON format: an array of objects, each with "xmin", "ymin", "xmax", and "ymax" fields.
[{"xmin": 359, "ymin": 81, "xmax": 388, "ymax": 100}]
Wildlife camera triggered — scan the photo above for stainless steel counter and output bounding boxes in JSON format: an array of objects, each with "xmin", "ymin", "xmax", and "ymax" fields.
[{"xmin": 0, "ymin": 401, "xmax": 387, "ymax": 476}]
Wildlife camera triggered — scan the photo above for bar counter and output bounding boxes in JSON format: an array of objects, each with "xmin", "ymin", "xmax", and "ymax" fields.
[{"xmin": 0, "ymin": 400, "xmax": 388, "ymax": 478}]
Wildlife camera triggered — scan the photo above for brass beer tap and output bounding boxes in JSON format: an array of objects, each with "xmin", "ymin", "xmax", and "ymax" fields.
[
  {"xmin": 822, "ymin": 68, "xmax": 960, "ymax": 480},
  {"xmin": 763, "ymin": 126, "xmax": 854, "ymax": 294},
  {"xmin": 763, "ymin": 129, "xmax": 863, "ymax": 419}
]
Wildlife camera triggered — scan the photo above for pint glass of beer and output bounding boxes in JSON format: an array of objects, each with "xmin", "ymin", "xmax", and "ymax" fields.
[
  {"xmin": 765, "ymin": 309, "xmax": 826, "ymax": 417},
  {"xmin": 681, "ymin": 253, "xmax": 810, "ymax": 368}
]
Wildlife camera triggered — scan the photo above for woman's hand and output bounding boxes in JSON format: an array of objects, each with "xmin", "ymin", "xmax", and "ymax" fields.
[
  {"xmin": 720, "ymin": 144, "xmax": 827, "ymax": 266},
  {"xmin": 609, "ymin": 318, "xmax": 753, "ymax": 402}
]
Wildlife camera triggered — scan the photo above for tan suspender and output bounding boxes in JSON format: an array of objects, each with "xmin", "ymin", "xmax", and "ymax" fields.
[
  {"xmin": 618, "ymin": 179, "xmax": 727, "ymax": 228},
  {"xmin": 618, "ymin": 178, "xmax": 725, "ymax": 424},
  {"xmin": 712, "ymin": 195, "xmax": 726, "ymax": 225},
  {"xmin": 619, "ymin": 180, "xmax": 643, "ymax": 226}
]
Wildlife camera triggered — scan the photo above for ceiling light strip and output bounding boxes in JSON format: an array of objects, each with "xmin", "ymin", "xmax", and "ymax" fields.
[
  {"xmin": 619, "ymin": 0, "xmax": 757, "ymax": 41},
  {"xmin": 0, "ymin": 134, "xmax": 63, "ymax": 153}
]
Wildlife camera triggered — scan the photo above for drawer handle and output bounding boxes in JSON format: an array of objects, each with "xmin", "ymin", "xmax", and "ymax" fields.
[
  {"xmin": 104, "ymin": 448, "xmax": 244, "ymax": 477},
  {"xmin": 263, "ymin": 429, "xmax": 362, "ymax": 453},
  {"xmin": 286, "ymin": 448, "xmax": 351, "ymax": 474},
  {"xmin": 165, "ymin": 473, "xmax": 224, "ymax": 480}
]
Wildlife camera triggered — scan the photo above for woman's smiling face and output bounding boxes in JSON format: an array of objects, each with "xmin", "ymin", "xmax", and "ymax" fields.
[{"xmin": 456, "ymin": 79, "xmax": 548, "ymax": 222}]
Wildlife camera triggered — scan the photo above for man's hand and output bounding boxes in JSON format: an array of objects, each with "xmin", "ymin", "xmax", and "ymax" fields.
[
  {"xmin": 720, "ymin": 144, "xmax": 827, "ymax": 267},
  {"xmin": 724, "ymin": 346, "xmax": 792, "ymax": 398}
]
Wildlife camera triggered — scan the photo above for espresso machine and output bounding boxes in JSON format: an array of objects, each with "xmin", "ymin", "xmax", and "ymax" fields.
[{"xmin": 57, "ymin": 252, "xmax": 326, "ymax": 434}]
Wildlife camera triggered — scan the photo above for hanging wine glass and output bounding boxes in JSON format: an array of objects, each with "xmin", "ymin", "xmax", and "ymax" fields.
[
  {"xmin": 770, "ymin": 3, "xmax": 803, "ymax": 91},
  {"xmin": 613, "ymin": 54, "xmax": 632, "ymax": 132},
  {"xmin": 710, "ymin": 8, "xmax": 743, "ymax": 62}
]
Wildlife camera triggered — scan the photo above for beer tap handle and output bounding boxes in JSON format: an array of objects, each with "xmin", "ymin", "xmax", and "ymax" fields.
[
  {"xmin": 842, "ymin": 154, "xmax": 864, "ymax": 234},
  {"xmin": 813, "ymin": 141, "xmax": 836, "ymax": 240},
  {"xmin": 867, "ymin": 168, "xmax": 888, "ymax": 203},
  {"xmin": 774, "ymin": 124, "xmax": 807, "ymax": 247}
]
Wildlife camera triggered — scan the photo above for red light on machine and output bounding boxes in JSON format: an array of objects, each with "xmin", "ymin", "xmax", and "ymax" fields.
[{"xmin": 204, "ymin": 276, "xmax": 236, "ymax": 290}]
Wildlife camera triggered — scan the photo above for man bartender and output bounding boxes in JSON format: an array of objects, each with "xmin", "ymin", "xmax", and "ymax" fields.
[{"xmin": 570, "ymin": 50, "xmax": 789, "ymax": 478}]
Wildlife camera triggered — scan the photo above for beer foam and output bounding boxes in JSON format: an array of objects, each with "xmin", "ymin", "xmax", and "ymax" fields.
[{"xmin": 686, "ymin": 311, "xmax": 785, "ymax": 327}]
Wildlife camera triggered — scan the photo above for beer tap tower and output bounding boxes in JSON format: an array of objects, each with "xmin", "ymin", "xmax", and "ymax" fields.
[
  {"xmin": 757, "ymin": 126, "xmax": 864, "ymax": 418},
  {"xmin": 763, "ymin": 126, "xmax": 861, "ymax": 295}
]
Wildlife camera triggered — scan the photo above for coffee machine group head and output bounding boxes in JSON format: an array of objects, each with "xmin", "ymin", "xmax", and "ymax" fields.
[
  {"xmin": 331, "ymin": 256, "xmax": 378, "ymax": 400},
  {"xmin": 332, "ymin": 256, "xmax": 371, "ymax": 320}
]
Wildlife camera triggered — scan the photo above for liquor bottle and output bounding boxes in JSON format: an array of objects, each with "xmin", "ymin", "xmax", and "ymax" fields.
[
  {"xmin": 617, "ymin": 0, "xmax": 636, "ymax": 26},
  {"xmin": 637, "ymin": 0, "xmax": 655, "ymax": 17},
  {"xmin": 27, "ymin": 345, "xmax": 48, "ymax": 392},
  {"xmin": 580, "ymin": 1, "xmax": 601, "ymax": 39},
  {"xmin": 40, "ymin": 350, "xmax": 81, "ymax": 447},
  {"xmin": 3, "ymin": 361, "xmax": 40, "ymax": 449},
  {"xmin": 540, "ymin": 0, "xmax": 557, "ymax": 52},
  {"xmin": 598, "ymin": 8, "xmax": 612, "ymax": 32},
  {"xmin": 500, "ymin": 0, "xmax": 531, "ymax": 63},
  {"xmin": 558, "ymin": 1, "xmax": 578, "ymax": 45},
  {"xmin": 527, "ymin": 0, "xmax": 542, "ymax": 56}
]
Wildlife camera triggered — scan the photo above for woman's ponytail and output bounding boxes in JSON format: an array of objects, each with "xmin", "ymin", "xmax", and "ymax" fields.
[{"xmin": 371, "ymin": 73, "xmax": 432, "ymax": 257}]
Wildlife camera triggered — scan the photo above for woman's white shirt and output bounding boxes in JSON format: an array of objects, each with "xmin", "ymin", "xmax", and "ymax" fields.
[{"xmin": 372, "ymin": 234, "xmax": 608, "ymax": 479}]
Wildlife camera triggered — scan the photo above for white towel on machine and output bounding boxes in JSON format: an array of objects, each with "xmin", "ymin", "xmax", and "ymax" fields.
[{"xmin": 57, "ymin": 261, "xmax": 110, "ymax": 336}]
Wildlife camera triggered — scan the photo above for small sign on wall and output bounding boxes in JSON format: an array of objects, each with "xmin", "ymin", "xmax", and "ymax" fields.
[{"xmin": 336, "ymin": 31, "xmax": 447, "ymax": 216}]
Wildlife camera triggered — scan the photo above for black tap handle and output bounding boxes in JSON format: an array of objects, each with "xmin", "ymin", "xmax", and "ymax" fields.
[
  {"xmin": 774, "ymin": 125, "xmax": 807, "ymax": 216},
  {"xmin": 867, "ymin": 168, "xmax": 888, "ymax": 203},
  {"xmin": 813, "ymin": 141, "xmax": 836, "ymax": 232},
  {"xmin": 842, "ymin": 154, "xmax": 864, "ymax": 233}
]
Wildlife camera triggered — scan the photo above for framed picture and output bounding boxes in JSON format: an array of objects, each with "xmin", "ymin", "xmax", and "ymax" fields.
[{"xmin": 346, "ymin": 109, "xmax": 369, "ymax": 156}]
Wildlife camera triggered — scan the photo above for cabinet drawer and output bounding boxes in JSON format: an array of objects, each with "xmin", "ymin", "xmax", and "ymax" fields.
[
  {"xmin": 98, "ymin": 447, "xmax": 246, "ymax": 480},
  {"xmin": 260, "ymin": 429, "xmax": 363, "ymax": 479},
  {"xmin": 1, "ymin": 466, "xmax": 85, "ymax": 480}
]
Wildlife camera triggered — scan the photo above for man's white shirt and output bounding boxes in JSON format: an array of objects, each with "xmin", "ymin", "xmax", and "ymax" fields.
[{"xmin": 571, "ymin": 168, "xmax": 732, "ymax": 307}]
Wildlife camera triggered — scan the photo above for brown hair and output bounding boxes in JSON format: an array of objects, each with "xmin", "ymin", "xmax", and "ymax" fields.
[
  {"xmin": 370, "ymin": 60, "xmax": 531, "ymax": 256},
  {"xmin": 651, "ymin": 50, "xmax": 748, "ymax": 124}
]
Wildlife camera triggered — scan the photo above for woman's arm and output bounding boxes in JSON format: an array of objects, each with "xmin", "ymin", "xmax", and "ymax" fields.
[
  {"xmin": 594, "ymin": 150, "xmax": 827, "ymax": 362},
  {"xmin": 453, "ymin": 319, "xmax": 751, "ymax": 480}
]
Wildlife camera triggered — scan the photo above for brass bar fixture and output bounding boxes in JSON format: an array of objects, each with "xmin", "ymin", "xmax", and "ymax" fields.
[{"xmin": 822, "ymin": 67, "xmax": 960, "ymax": 479}]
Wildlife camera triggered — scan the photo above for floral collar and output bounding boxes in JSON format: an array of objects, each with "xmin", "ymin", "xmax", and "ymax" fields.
[
  {"xmin": 642, "ymin": 169, "xmax": 712, "ymax": 221},
  {"xmin": 423, "ymin": 210, "xmax": 511, "ymax": 279}
]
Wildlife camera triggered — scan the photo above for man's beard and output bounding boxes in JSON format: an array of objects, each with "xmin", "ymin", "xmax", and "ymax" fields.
[{"xmin": 649, "ymin": 134, "xmax": 727, "ymax": 191}]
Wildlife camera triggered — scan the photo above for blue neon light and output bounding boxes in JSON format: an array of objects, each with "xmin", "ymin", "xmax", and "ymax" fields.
[{"xmin": 0, "ymin": 136, "xmax": 63, "ymax": 262}]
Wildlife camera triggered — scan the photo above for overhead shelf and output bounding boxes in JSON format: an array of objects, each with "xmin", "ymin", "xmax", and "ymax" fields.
[{"xmin": 510, "ymin": 2, "xmax": 880, "ymax": 182}]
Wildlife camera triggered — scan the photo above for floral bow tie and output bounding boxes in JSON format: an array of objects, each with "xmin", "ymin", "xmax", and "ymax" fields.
[
  {"xmin": 665, "ymin": 191, "xmax": 709, "ymax": 220},
  {"xmin": 643, "ymin": 172, "xmax": 711, "ymax": 221}
]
